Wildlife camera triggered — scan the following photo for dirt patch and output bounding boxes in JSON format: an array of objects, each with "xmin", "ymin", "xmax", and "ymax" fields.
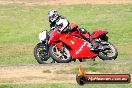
[
  {"xmin": 0, "ymin": 61, "xmax": 132, "ymax": 84},
  {"xmin": 0, "ymin": 0, "xmax": 132, "ymax": 5},
  {"xmin": 0, "ymin": 63, "xmax": 101, "ymax": 84},
  {"xmin": 0, "ymin": 64, "xmax": 76, "ymax": 84}
]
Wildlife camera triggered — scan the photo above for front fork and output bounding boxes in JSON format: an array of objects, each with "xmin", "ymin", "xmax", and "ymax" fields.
[
  {"xmin": 39, "ymin": 40, "xmax": 49, "ymax": 61},
  {"xmin": 45, "ymin": 40, "xmax": 49, "ymax": 54}
]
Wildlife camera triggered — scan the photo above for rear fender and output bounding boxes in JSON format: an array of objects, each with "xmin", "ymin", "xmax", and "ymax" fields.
[{"xmin": 91, "ymin": 30, "xmax": 108, "ymax": 39}]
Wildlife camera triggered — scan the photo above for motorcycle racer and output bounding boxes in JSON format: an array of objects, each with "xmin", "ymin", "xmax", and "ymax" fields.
[
  {"xmin": 48, "ymin": 10, "xmax": 69, "ymax": 33},
  {"xmin": 48, "ymin": 10, "xmax": 90, "ymax": 41}
]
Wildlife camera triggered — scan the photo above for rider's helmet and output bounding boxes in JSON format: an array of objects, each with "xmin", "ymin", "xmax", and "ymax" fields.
[{"xmin": 48, "ymin": 10, "xmax": 59, "ymax": 22}]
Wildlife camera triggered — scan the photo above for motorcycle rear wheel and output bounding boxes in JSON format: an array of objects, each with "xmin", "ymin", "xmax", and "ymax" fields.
[
  {"xmin": 98, "ymin": 42, "xmax": 118, "ymax": 60},
  {"xmin": 49, "ymin": 45, "xmax": 72, "ymax": 63}
]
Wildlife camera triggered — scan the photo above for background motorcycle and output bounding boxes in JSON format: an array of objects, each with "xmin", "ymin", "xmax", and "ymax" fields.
[{"xmin": 34, "ymin": 24, "xmax": 118, "ymax": 64}]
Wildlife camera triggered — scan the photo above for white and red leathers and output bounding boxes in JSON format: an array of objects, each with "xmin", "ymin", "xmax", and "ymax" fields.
[{"xmin": 49, "ymin": 16, "xmax": 69, "ymax": 33}]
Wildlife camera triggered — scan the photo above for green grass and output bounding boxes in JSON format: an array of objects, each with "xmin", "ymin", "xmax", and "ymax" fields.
[
  {"xmin": 0, "ymin": 83, "xmax": 132, "ymax": 88},
  {"xmin": 0, "ymin": 4, "xmax": 132, "ymax": 65}
]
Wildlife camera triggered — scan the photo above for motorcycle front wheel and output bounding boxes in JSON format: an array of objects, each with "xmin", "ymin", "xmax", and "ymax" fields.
[
  {"xmin": 49, "ymin": 44, "xmax": 72, "ymax": 63},
  {"xmin": 98, "ymin": 42, "xmax": 118, "ymax": 60},
  {"xmin": 34, "ymin": 43, "xmax": 55, "ymax": 64}
]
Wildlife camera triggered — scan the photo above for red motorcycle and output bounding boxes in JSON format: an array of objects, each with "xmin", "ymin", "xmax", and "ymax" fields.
[{"xmin": 34, "ymin": 23, "xmax": 118, "ymax": 64}]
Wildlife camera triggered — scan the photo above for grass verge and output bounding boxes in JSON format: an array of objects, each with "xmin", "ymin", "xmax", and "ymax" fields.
[
  {"xmin": 0, "ymin": 4, "xmax": 132, "ymax": 65},
  {"xmin": 0, "ymin": 83, "xmax": 132, "ymax": 88}
]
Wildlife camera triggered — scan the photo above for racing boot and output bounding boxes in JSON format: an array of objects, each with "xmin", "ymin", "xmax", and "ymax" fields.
[
  {"xmin": 79, "ymin": 28, "xmax": 91, "ymax": 42},
  {"xmin": 79, "ymin": 28, "xmax": 100, "ymax": 51}
]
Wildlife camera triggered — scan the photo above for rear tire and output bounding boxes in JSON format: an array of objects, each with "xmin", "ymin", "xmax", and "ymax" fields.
[
  {"xmin": 99, "ymin": 42, "xmax": 118, "ymax": 60},
  {"xmin": 49, "ymin": 44, "xmax": 72, "ymax": 63}
]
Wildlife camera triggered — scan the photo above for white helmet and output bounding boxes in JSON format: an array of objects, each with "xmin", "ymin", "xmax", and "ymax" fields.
[{"xmin": 48, "ymin": 10, "xmax": 59, "ymax": 22}]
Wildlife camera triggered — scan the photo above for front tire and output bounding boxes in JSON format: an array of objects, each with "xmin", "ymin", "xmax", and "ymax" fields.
[
  {"xmin": 49, "ymin": 44, "xmax": 72, "ymax": 63},
  {"xmin": 98, "ymin": 42, "xmax": 118, "ymax": 60},
  {"xmin": 34, "ymin": 43, "xmax": 54, "ymax": 64}
]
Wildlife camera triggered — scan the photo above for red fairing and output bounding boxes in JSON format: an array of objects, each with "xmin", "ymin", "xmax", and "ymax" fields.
[
  {"xmin": 49, "ymin": 28, "xmax": 98, "ymax": 59},
  {"xmin": 69, "ymin": 31, "xmax": 82, "ymax": 38},
  {"xmin": 48, "ymin": 29, "xmax": 60, "ymax": 45},
  {"xmin": 49, "ymin": 26, "xmax": 63, "ymax": 45},
  {"xmin": 59, "ymin": 34, "xmax": 97, "ymax": 59},
  {"xmin": 91, "ymin": 30, "xmax": 108, "ymax": 39}
]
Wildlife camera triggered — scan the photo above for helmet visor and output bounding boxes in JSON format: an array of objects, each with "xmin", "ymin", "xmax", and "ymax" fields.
[{"xmin": 49, "ymin": 14, "xmax": 56, "ymax": 22}]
